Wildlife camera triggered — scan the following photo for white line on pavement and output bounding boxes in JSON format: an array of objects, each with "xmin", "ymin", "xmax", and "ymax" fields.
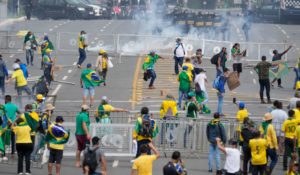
[
  {"xmin": 94, "ymin": 37, "xmax": 98, "ymax": 40},
  {"xmin": 73, "ymin": 62, "xmax": 77, "ymax": 66},
  {"xmin": 100, "ymin": 29, "xmax": 104, "ymax": 32},
  {"xmin": 112, "ymin": 160, "xmax": 119, "ymax": 168},
  {"xmin": 54, "ymin": 25, "xmax": 58, "ymax": 28},
  {"xmin": 68, "ymin": 70, "xmax": 72, "ymax": 73},
  {"xmin": 49, "ymin": 28, "xmax": 53, "ymax": 31},
  {"xmin": 250, "ymin": 71, "xmax": 253, "ymax": 75},
  {"xmin": 297, "ymin": 48, "xmax": 300, "ymax": 51},
  {"xmin": 237, "ymin": 28, "xmax": 240, "ymax": 34},
  {"xmin": 47, "ymin": 84, "xmax": 62, "ymax": 102},
  {"xmin": 9, "ymin": 54, "xmax": 14, "ymax": 58},
  {"xmin": 91, "ymin": 41, "xmax": 95, "ymax": 44},
  {"xmin": 62, "ymin": 76, "xmax": 68, "ymax": 80},
  {"xmin": 253, "ymin": 79, "xmax": 256, "ymax": 84},
  {"xmin": 103, "ymin": 26, "xmax": 106, "ymax": 29}
]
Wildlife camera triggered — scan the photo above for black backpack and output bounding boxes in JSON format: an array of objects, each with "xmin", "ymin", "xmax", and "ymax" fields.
[
  {"xmin": 35, "ymin": 78, "xmax": 49, "ymax": 96},
  {"xmin": 210, "ymin": 53, "xmax": 220, "ymax": 65},
  {"xmin": 138, "ymin": 115, "xmax": 154, "ymax": 138},
  {"xmin": 83, "ymin": 147, "xmax": 98, "ymax": 173}
]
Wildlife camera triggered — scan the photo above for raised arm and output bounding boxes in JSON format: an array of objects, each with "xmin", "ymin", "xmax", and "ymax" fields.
[{"xmin": 280, "ymin": 45, "xmax": 292, "ymax": 56}]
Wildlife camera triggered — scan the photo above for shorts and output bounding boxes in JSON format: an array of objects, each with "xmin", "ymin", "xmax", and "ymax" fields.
[
  {"xmin": 76, "ymin": 135, "xmax": 88, "ymax": 151},
  {"xmin": 49, "ymin": 148, "xmax": 63, "ymax": 164},
  {"xmin": 233, "ymin": 63, "xmax": 242, "ymax": 73},
  {"xmin": 83, "ymin": 86, "xmax": 95, "ymax": 97}
]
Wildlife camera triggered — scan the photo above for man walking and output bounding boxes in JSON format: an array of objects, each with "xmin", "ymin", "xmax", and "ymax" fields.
[
  {"xmin": 177, "ymin": 66, "xmax": 192, "ymax": 110},
  {"xmin": 206, "ymin": 112, "xmax": 227, "ymax": 173},
  {"xmin": 23, "ymin": 31, "xmax": 37, "ymax": 66},
  {"xmin": 0, "ymin": 54, "xmax": 8, "ymax": 95},
  {"xmin": 173, "ymin": 38, "xmax": 185, "ymax": 75},
  {"xmin": 215, "ymin": 68, "xmax": 229, "ymax": 116},
  {"xmin": 77, "ymin": 31, "xmax": 88, "ymax": 68},
  {"xmin": 75, "ymin": 105, "xmax": 91, "ymax": 168}
]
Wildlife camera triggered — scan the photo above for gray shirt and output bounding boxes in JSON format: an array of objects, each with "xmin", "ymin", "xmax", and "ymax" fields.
[{"xmin": 83, "ymin": 146, "xmax": 104, "ymax": 173}]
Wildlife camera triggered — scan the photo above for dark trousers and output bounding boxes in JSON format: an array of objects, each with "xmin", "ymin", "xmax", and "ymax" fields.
[
  {"xmin": 183, "ymin": 125, "xmax": 193, "ymax": 148},
  {"xmin": 0, "ymin": 76, "xmax": 5, "ymax": 95},
  {"xmin": 77, "ymin": 48, "xmax": 86, "ymax": 66},
  {"xmin": 44, "ymin": 65, "xmax": 52, "ymax": 86},
  {"xmin": 16, "ymin": 143, "xmax": 33, "ymax": 173},
  {"xmin": 267, "ymin": 148, "xmax": 278, "ymax": 172},
  {"xmin": 283, "ymin": 138, "xmax": 294, "ymax": 170},
  {"xmin": 259, "ymin": 79, "xmax": 270, "ymax": 100},
  {"xmin": 11, "ymin": 131, "xmax": 15, "ymax": 155},
  {"xmin": 243, "ymin": 147, "xmax": 252, "ymax": 175},
  {"xmin": 174, "ymin": 56, "xmax": 184, "ymax": 75},
  {"xmin": 100, "ymin": 68, "xmax": 108, "ymax": 80},
  {"xmin": 136, "ymin": 139, "xmax": 151, "ymax": 158},
  {"xmin": 272, "ymin": 78, "xmax": 281, "ymax": 86},
  {"xmin": 252, "ymin": 164, "xmax": 266, "ymax": 175},
  {"xmin": 148, "ymin": 69, "xmax": 156, "ymax": 87}
]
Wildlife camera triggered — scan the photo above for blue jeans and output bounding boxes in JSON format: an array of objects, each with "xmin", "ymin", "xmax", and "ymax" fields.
[
  {"xmin": 26, "ymin": 49, "xmax": 34, "ymax": 65},
  {"xmin": 148, "ymin": 69, "xmax": 156, "ymax": 87},
  {"xmin": 208, "ymin": 144, "xmax": 221, "ymax": 171},
  {"xmin": 267, "ymin": 148, "xmax": 278, "ymax": 172},
  {"xmin": 0, "ymin": 76, "xmax": 5, "ymax": 95},
  {"xmin": 183, "ymin": 125, "xmax": 193, "ymax": 148},
  {"xmin": 77, "ymin": 48, "xmax": 86, "ymax": 66},
  {"xmin": 178, "ymin": 90, "xmax": 187, "ymax": 110},
  {"xmin": 216, "ymin": 68, "xmax": 222, "ymax": 78},
  {"xmin": 217, "ymin": 92, "xmax": 224, "ymax": 114},
  {"xmin": 174, "ymin": 56, "xmax": 184, "ymax": 75},
  {"xmin": 294, "ymin": 68, "xmax": 300, "ymax": 88},
  {"xmin": 31, "ymin": 133, "xmax": 45, "ymax": 161}
]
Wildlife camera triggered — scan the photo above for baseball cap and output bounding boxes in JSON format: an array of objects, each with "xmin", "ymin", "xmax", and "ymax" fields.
[
  {"xmin": 182, "ymin": 66, "xmax": 188, "ymax": 70},
  {"xmin": 87, "ymin": 63, "xmax": 92, "ymax": 68},
  {"xmin": 55, "ymin": 116, "xmax": 64, "ymax": 123},
  {"xmin": 99, "ymin": 49, "xmax": 106, "ymax": 54},
  {"xmin": 13, "ymin": 63, "xmax": 20, "ymax": 70},
  {"xmin": 36, "ymin": 94, "xmax": 44, "ymax": 100},
  {"xmin": 239, "ymin": 102, "xmax": 245, "ymax": 108},
  {"xmin": 102, "ymin": 96, "xmax": 108, "ymax": 102}
]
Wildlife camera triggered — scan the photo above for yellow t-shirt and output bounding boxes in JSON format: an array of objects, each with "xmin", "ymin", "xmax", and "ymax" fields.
[
  {"xmin": 12, "ymin": 69, "xmax": 27, "ymax": 87},
  {"xmin": 78, "ymin": 34, "xmax": 86, "ymax": 49},
  {"xmin": 249, "ymin": 138, "xmax": 268, "ymax": 165},
  {"xmin": 282, "ymin": 118, "xmax": 299, "ymax": 139},
  {"xmin": 159, "ymin": 100, "xmax": 178, "ymax": 119},
  {"xmin": 236, "ymin": 109, "xmax": 249, "ymax": 123},
  {"xmin": 182, "ymin": 63, "xmax": 194, "ymax": 77},
  {"xmin": 294, "ymin": 109, "xmax": 300, "ymax": 120},
  {"xmin": 102, "ymin": 57, "xmax": 108, "ymax": 69},
  {"xmin": 259, "ymin": 124, "xmax": 278, "ymax": 149},
  {"xmin": 132, "ymin": 155, "xmax": 157, "ymax": 175},
  {"xmin": 13, "ymin": 125, "xmax": 32, "ymax": 144},
  {"xmin": 295, "ymin": 125, "xmax": 300, "ymax": 147},
  {"xmin": 285, "ymin": 170, "xmax": 296, "ymax": 175},
  {"xmin": 103, "ymin": 104, "xmax": 114, "ymax": 111}
]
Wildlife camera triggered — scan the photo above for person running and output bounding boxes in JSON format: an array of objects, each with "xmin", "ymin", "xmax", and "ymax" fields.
[
  {"xmin": 83, "ymin": 136, "xmax": 107, "ymax": 175},
  {"xmin": 12, "ymin": 117, "xmax": 33, "ymax": 175},
  {"xmin": 206, "ymin": 112, "xmax": 227, "ymax": 173},
  {"xmin": 249, "ymin": 130, "xmax": 268, "ymax": 175},
  {"xmin": 163, "ymin": 151, "xmax": 186, "ymax": 175},
  {"xmin": 95, "ymin": 49, "xmax": 109, "ymax": 86},
  {"xmin": 75, "ymin": 105, "xmax": 91, "ymax": 168},
  {"xmin": 131, "ymin": 143, "xmax": 160, "ymax": 175},
  {"xmin": 194, "ymin": 68, "xmax": 208, "ymax": 101},
  {"xmin": 95, "ymin": 96, "xmax": 127, "ymax": 124},
  {"xmin": 133, "ymin": 107, "xmax": 158, "ymax": 158},
  {"xmin": 173, "ymin": 38, "xmax": 185, "ymax": 75},
  {"xmin": 177, "ymin": 66, "xmax": 192, "ymax": 110},
  {"xmin": 80, "ymin": 63, "xmax": 104, "ymax": 107},
  {"xmin": 271, "ymin": 45, "xmax": 293, "ymax": 88},
  {"xmin": 42, "ymin": 48, "xmax": 54, "ymax": 86},
  {"xmin": 254, "ymin": 56, "xmax": 279, "ymax": 104},
  {"xmin": 46, "ymin": 116, "xmax": 69, "ymax": 175},
  {"xmin": 282, "ymin": 110, "xmax": 298, "ymax": 170},
  {"xmin": 15, "ymin": 59, "xmax": 29, "ymax": 79},
  {"xmin": 4, "ymin": 95, "xmax": 20, "ymax": 156},
  {"xmin": 159, "ymin": 94, "xmax": 178, "ymax": 145},
  {"xmin": 0, "ymin": 54, "xmax": 8, "ymax": 95},
  {"xmin": 142, "ymin": 51, "xmax": 164, "ymax": 89},
  {"xmin": 41, "ymin": 35, "xmax": 54, "ymax": 69},
  {"xmin": 23, "ymin": 31, "xmax": 37, "ymax": 66},
  {"xmin": 216, "ymin": 138, "xmax": 241, "ymax": 175},
  {"xmin": 259, "ymin": 113, "xmax": 278, "ymax": 175},
  {"xmin": 231, "ymin": 43, "xmax": 246, "ymax": 78},
  {"xmin": 77, "ymin": 30, "xmax": 88, "ymax": 68}
]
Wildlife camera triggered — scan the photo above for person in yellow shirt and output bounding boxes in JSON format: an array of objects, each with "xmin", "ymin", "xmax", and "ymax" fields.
[
  {"xmin": 249, "ymin": 130, "xmax": 268, "ymax": 175},
  {"xmin": 259, "ymin": 113, "xmax": 278, "ymax": 175},
  {"xmin": 282, "ymin": 110, "xmax": 299, "ymax": 170},
  {"xmin": 131, "ymin": 142, "xmax": 160, "ymax": 175},
  {"xmin": 46, "ymin": 116, "xmax": 69, "ymax": 175},
  {"xmin": 182, "ymin": 58, "xmax": 194, "ymax": 79},
  {"xmin": 294, "ymin": 120, "xmax": 300, "ymax": 174},
  {"xmin": 96, "ymin": 49, "xmax": 109, "ymax": 86},
  {"xmin": 12, "ymin": 117, "xmax": 33, "ymax": 174},
  {"xmin": 77, "ymin": 30, "xmax": 88, "ymax": 68},
  {"xmin": 159, "ymin": 94, "xmax": 178, "ymax": 145},
  {"xmin": 235, "ymin": 102, "xmax": 248, "ymax": 144},
  {"xmin": 8, "ymin": 63, "xmax": 32, "ymax": 97},
  {"xmin": 294, "ymin": 101, "xmax": 300, "ymax": 120}
]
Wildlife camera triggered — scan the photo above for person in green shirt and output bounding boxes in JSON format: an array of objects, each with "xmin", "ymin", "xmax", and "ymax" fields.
[
  {"xmin": 177, "ymin": 66, "xmax": 192, "ymax": 110},
  {"xmin": 4, "ymin": 95, "xmax": 20, "ymax": 155},
  {"xmin": 184, "ymin": 92, "xmax": 199, "ymax": 148},
  {"xmin": 75, "ymin": 104, "xmax": 91, "ymax": 168},
  {"xmin": 142, "ymin": 51, "xmax": 164, "ymax": 89}
]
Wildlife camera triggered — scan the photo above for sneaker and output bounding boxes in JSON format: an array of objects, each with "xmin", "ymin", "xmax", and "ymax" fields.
[
  {"xmin": 267, "ymin": 100, "xmax": 272, "ymax": 104},
  {"xmin": 261, "ymin": 100, "xmax": 266, "ymax": 104},
  {"xmin": 18, "ymin": 173, "xmax": 23, "ymax": 175},
  {"xmin": 2, "ymin": 156, "xmax": 8, "ymax": 161},
  {"xmin": 25, "ymin": 173, "xmax": 31, "ymax": 175},
  {"xmin": 148, "ymin": 86, "xmax": 155, "ymax": 89},
  {"xmin": 77, "ymin": 64, "xmax": 81, "ymax": 69},
  {"xmin": 271, "ymin": 83, "xmax": 274, "ymax": 88},
  {"xmin": 208, "ymin": 169, "xmax": 213, "ymax": 173},
  {"xmin": 278, "ymin": 85, "xmax": 283, "ymax": 88}
]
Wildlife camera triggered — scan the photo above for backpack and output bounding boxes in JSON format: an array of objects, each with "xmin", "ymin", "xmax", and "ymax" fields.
[
  {"xmin": 210, "ymin": 53, "xmax": 220, "ymax": 65},
  {"xmin": 138, "ymin": 115, "xmax": 154, "ymax": 138},
  {"xmin": 83, "ymin": 147, "xmax": 98, "ymax": 174},
  {"xmin": 35, "ymin": 78, "xmax": 49, "ymax": 96}
]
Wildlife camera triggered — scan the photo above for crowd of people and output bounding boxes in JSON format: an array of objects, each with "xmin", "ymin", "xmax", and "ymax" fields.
[{"xmin": 0, "ymin": 28, "xmax": 299, "ymax": 175}]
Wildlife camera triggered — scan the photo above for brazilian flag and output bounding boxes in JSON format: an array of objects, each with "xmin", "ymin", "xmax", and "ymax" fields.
[
  {"xmin": 23, "ymin": 112, "xmax": 39, "ymax": 132},
  {"xmin": 45, "ymin": 124, "xmax": 70, "ymax": 145},
  {"xmin": 269, "ymin": 62, "xmax": 289, "ymax": 79},
  {"xmin": 85, "ymin": 70, "xmax": 105, "ymax": 86},
  {"xmin": 0, "ymin": 105, "xmax": 7, "ymax": 154}
]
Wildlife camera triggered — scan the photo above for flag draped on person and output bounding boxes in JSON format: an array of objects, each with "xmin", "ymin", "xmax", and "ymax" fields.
[
  {"xmin": 45, "ymin": 124, "xmax": 70, "ymax": 145},
  {"xmin": 85, "ymin": 69, "xmax": 105, "ymax": 86},
  {"xmin": 23, "ymin": 112, "xmax": 39, "ymax": 132},
  {"xmin": 269, "ymin": 62, "xmax": 289, "ymax": 79}
]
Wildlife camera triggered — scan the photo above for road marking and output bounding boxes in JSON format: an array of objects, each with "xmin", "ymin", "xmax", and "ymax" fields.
[
  {"xmin": 62, "ymin": 76, "xmax": 68, "ymax": 80},
  {"xmin": 103, "ymin": 26, "xmax": 106, "ymax": 29},
  {"xmin": 297, "ymin": 48, "xmax": 300, "ymax": 51},
  {"xmin": 73, "ymin": 62, "xmax": 77, "ymax": 66},
  {"xmin": 47, "ymin": 84, "xmax": 62, "ymax": 102},
  {"xmin": 68, "ymin": 70, "xmax": 72, "ymax": 73},
  {"xmin": 132, "ymin": 57, "xmax": 143, "ymax": 110},
  {"xmin": 100, "ymin": 29, "xmax": 104, "ymax": 32},
  {"xmin": 9, "ymin": 54, "xmax": 14, "ymax": 58},
  {"xmin": 59, "ymin": 23, "xmax": 63, "ymax": 26},
  {"xmin": 54, "ymin": 25, "xmax": 58, "ymax": 28},
  {"xmin": 94, "ymin": 37, "xmax": 98, "ymax": 40},
  {"xmin": 91, "ymin": 41, "xmax": 95, "ymax": 44},
  {"xmin": 253, "ymin": 79, "xmax": 256, "ymax": 84},
  {"xmin": 250, "ymin": 71, "xmax": 253, "ymax": 75},
  {"xmin": 112, "ymin": 160, "xmax": 119, "ymax": 168},
  {"xmin": 49, "ymin": 28, "xmax": 53, "ymax": 31},
  {"xmin": 237, "ymin": 28, "xmax": 240, "ymax": 34}
]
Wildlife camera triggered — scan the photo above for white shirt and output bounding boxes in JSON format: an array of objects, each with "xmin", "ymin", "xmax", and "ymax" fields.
[
  {"xmin": 271, "ymin": 109, "xmax": 288, "ymax": 137},
  {"xmin": 289, "ymin": 97, "xmax": 300, "ymax": 110},
  {"xmin": 224, "ymin": 148, "xmax": 241, "ymax": 173},
  {"xmin": 174, "ymin": 43, "xmax": 185, "ymax": 58},
  {"xmin": 194, "ymin": 73, "xmax": 207, "ymax": 92}
]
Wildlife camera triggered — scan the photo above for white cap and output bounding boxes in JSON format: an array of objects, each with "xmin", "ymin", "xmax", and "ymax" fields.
[
  {"xmin": 102, "ymin": 96, "xmax": 108, "ymax": 101},
  {"xmin": 12, "ymin": 63, "xmax": 20, "ymax": 70}
]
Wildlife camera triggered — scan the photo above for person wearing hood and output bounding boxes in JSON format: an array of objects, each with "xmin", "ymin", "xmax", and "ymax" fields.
[
  {"xmin": 206, "ymin": 112, "xmax": 227, "ymax": 173},
  {"xmin": 177, "ymin": 66, "xmax": 192, "ymax": 110},
  {"xmin": 173, "ymin": 38, "xmax": 185, "ymax": 75},
  {"xmin": 259, "ymin": 113, "xmax": 278, "ymax": 175}
]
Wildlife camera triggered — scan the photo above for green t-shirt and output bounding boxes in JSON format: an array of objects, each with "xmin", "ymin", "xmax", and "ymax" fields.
[
  {"xmin": 4, "ymin": 102, "xmax": 19, "ymax": 122},
  {"xmin": 81, "ymin": 69, "xmax": 94, "ymax": 89},
  {"xmin": 186, "ymin": 101, "xmax": 198, "ymax": 118},
  {"xmin": 75, "ymin": 112, "xmax": 90, "ymax": 135},
  {"xmin": 142, "ymin": 54, "xmax": 159, "ymax": 70},
  {"xmin": 178, "ymin": 71, "xmax": 191, "ymax": 92}
]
